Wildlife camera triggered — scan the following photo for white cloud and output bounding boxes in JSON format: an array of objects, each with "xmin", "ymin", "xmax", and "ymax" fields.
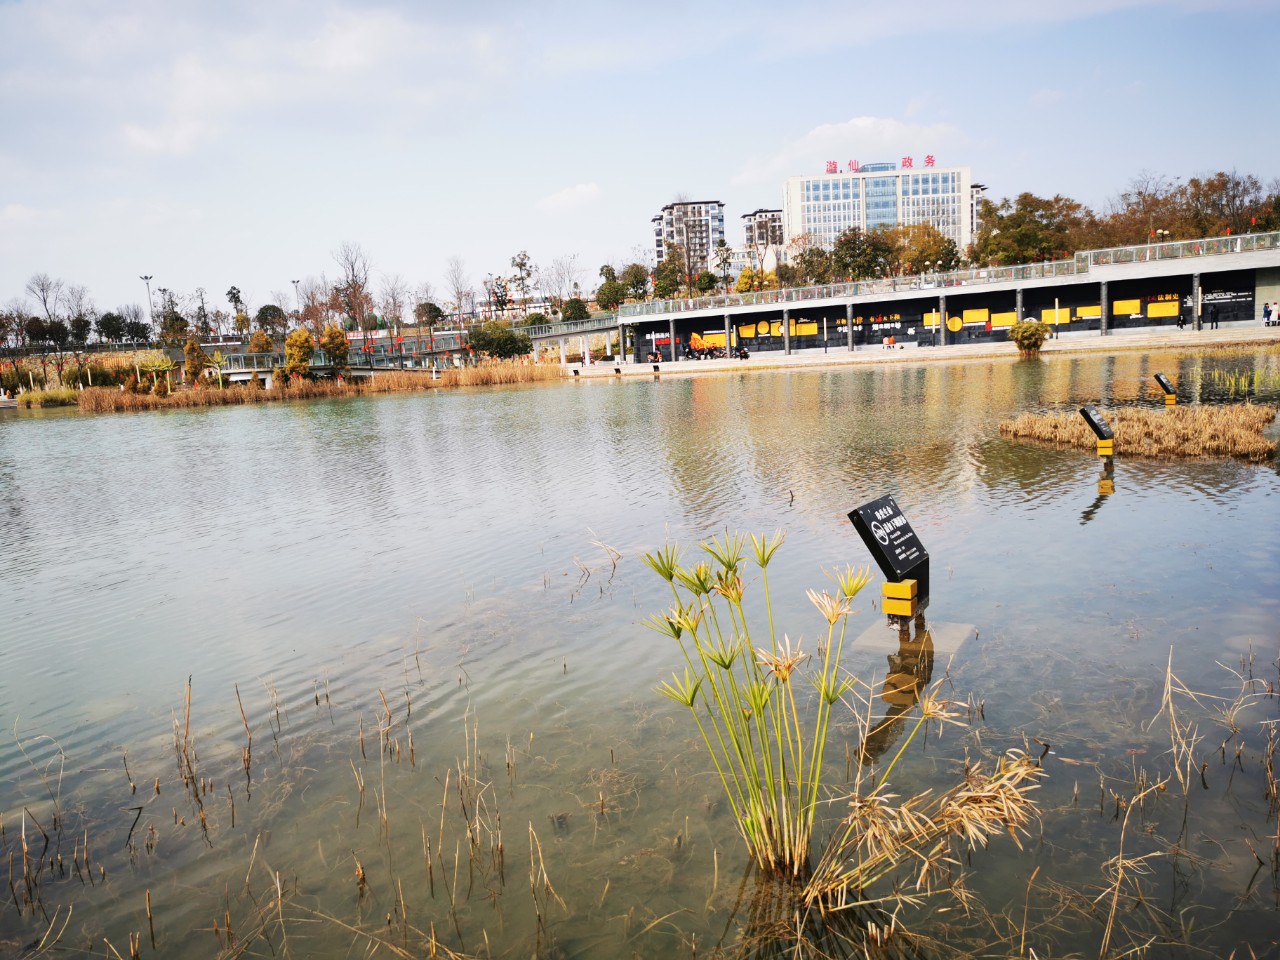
[
  {"xmin": 122, "ymin": 120, "xmax": 212, "ymax": 156},
  {"xmin": 732, "ymin": 117, "xmax": 966, "ymax": 186},
  {"xmin": 1030, "ymin": 89, "xmax": 1065, "ymax": 107},
  {"xmin": 535, "ymin": 183, "xmax": 602, "ymax": 213}
]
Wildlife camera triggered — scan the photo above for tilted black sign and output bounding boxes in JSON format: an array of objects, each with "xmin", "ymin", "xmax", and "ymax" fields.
[
  {"xmin": 1079, "ymin": 406, "xmax": 1113, "ymax": 440},
  {"xmin": 848, "ymin": 495, "xmax": 930, "ymax": 598},
  {"xmin": 1153, "ymin": 373, "xmax": 1175, "ymax": 395}
]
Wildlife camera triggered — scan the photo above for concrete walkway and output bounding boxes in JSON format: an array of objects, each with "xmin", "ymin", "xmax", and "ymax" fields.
[{"xmin": 572, "ymin": 322, "xmax": 1280, "ymax": 379}]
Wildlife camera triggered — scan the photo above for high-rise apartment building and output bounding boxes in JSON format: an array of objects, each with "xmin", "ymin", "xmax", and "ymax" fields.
[
  {"xmin": 652, "ymin": 200, "xmax": 726, "ymax": 273},
  {"xmin": 782, "ymin": 162, "xmax": 984, "ymax": 253}
]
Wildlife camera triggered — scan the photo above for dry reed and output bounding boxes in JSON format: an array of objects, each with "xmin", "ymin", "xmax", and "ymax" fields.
[
  {"xmin": 71, "ymin": 362, "xmax": 566, "ymax": 414},
  {"xmin": 999, "ymin": 403, "xmax": 1277, "ymax": 462}
]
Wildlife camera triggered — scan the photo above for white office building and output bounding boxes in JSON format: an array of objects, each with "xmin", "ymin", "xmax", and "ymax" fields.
[{"xmin": 782, "ymin": 162, "xmax": 983, "ymax": 253}]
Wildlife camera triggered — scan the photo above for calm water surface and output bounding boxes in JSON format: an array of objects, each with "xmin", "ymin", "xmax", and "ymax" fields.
[{"xmin": 2, "ymin": 348, "xmax": 1278, "ymax": 957}]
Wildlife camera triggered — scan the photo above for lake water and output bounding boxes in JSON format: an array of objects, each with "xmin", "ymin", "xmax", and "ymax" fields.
[{"xmin": 2, "ymin": 347, "xmax": 1278, "ymax": 958}]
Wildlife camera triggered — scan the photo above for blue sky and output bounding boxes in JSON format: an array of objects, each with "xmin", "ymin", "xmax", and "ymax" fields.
[{"xmin": 1, "ymin": 0, "xmax": 1275, "ymax": 315}]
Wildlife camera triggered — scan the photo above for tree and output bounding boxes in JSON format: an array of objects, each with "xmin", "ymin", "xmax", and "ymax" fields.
[
  {"xmin": 248, "ymin": 329, "xmax": 274, "ymax": 353},
  {"xmin": 695, "ymin": 270, "xmax": 718, "ymax": 293},
  {"xmin": 467, "ymin": 321, "xmax": 532, "ymax": 359},
  {"xmin": 561, "ymin": 298, "xmax": 589, "ymax": 321},
  {"xmin": 121, "ymin": 304, "xmax": 151, "ymax": 343},
  {"xmin": 157, "ymin": 289, "xmax": 189, "ymax": 346},
  {"xmin": 226, "ymin": 286, "xmax": 244, "ymax": 317},
  {"xmin": 255, "ymin": 304, "xmax": 287, "ymax": 335},
  {"xmin": 414, "ymin": 300, "xmax": 445, "ymax": 326},
  {"xmin": 714, "ymin": 239, "xmax": 733, "ymax": 291},
  {"xmin": 792, "ymin": 244, "xmax": 833, "ymax": 285},
  {"xmin": 620, "ymin": 263, "xmax": 650, "ymax": 301},
  {"xmin": 973, "ymin": 193, "xmax": 1086, "ymax": 265},
  {"xmin": 510, "ymin": 251, "xmax": 536, "ymax": 311},
  {"xmin": 734, "ymin": 267, "xmax": 778, "ymax": 293},
  {"xmin": 64, "ymin": 284, "xmax": 94, "ymax": 342},
  {"xmin": 192, "ymin": 288, "xmax": 211, "ymax": 337},
  {"xmin": 444, "ymin": 256, "xmax": 471, "ymax": 325},
  {"xmin": 595, "ymin": 279, "xmax": 627, "ymax": 311},
  {"xmin": 523, "ymin": 312, "xmax": 548, "ymax": 326},
  {"xmin": 599, "ymin": 264, "xmax": 617, "ymax": 283},
  {"xmin": 381, "ymin": 274, "xmax": 408, "ymax": 331},
  {"xmin": 96, "ymin": 311, "xmax": 125, "ymax": 343},
  {"xmin": 655, "ymin": 244, "xmax": 686, "ymax": 296},
  {"xmin": 284, "ymin": 328, "xmax": 315, "ymax": 378},
  {"xmin": 319, "ymin": 324, "xmax": 350, "ymax": 374},
  {"xmin": 25, "ymin": 273, "xmax": 63, "ymax": 323},
  {"xmin": 333, "ymin": 241, "xmax": 373, "ymax": 331},
  {"xmin": 831, "ymin": 227, "xmax": 895, "ymax": 280},
  {"xmin": 184, "ymin": 336, "xmax": 209, "ymax": 381},
  {"xmin": 543, "ymin": 255, "xmax": 581, "ymax": 311}
]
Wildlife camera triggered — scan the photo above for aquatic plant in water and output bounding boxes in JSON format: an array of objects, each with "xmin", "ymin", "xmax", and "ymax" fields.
[{"xmin": 644, "ymin": 532, "xmax": 871, "ymax": 878}]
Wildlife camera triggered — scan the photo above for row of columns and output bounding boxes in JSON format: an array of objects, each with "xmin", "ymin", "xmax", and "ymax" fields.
[{"xmin": 618, "ymin": 272, "xmax": 1216, "ymax": 362}]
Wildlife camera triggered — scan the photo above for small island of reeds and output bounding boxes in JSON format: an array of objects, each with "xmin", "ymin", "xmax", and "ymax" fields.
[{"xmin": 999, "ymin": 403, "xmax": 1278, "ymax": 462}]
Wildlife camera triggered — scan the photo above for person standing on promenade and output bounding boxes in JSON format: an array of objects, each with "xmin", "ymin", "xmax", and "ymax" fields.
[
  {"xmin": 1209, "ymin": 305, "xmax": 1219, "ymax": 329},
  {"xmin": 1264, "ymin": 302, "xmax": 1272, "ymax": 325}
]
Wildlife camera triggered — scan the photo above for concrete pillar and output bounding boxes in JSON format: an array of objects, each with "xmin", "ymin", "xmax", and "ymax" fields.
[
  {"xmin": 559, "ymin": 337, "xmax": 567, "ymax": 364},
  {"xmin": 724, "ymin": 314, "xmax": 731, "ymax": 353},
  {"xmin": 783, "ymin": 309, "xmax": 791, "ymax": 355},
  {"xmin": 668, "ymin": 319, "xmax": 677, "ymax": 362},
  {"xmin": 1100, "ymin": 281, "xmax": 1109, "ymax": 336},
  {"xmin": 846, "ymin": 303, "xmax": 854, "ymax": 351},
  {"xmin": 1192, "ymin": 273, "xmax": 1201, "ymax": 331},
  {"xmin": 617, "ymin": 321, "xmax": 625, "ymax": 362},
  {"xmin": 1015, "ymin": 288, "xmax": 1023, "ymax": 323},
  {"xmin": 939, "ymin": 296, "xmax": 947, "ymax": 347}
]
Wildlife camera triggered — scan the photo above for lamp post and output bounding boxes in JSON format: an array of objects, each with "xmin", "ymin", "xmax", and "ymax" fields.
[
  {"xmin": 139, "ymin": 275, "xmax": 154, "ymax": 327},
  {"xmin": 291, "ymin": 279, "xmax": 300, "ymax": 324}
]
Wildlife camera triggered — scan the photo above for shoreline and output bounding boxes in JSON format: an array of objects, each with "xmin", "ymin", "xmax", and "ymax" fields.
[{"xmin": 573, "ymin": 323, "xmax": 1280, "ymax": 379}]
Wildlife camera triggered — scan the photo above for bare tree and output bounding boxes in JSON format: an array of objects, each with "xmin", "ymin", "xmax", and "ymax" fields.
[
  {"xmin": 380, "ymin": 274, "xmax": 408, "ymax": 332},
  {"xmin": 300, "ymin": 276, "xmax": 331, "ymax": 340},
  {"xmin": 25, "ymin": 273, "xmax": 64, "ymax": 322},
  {"xmin": 542, "ymin": 254, "xmax": 581, "ymax": 311},
  {"xmin": 444, "ymin": 257, "xmax": 471, "ymax": 325},
  {"xmin": 333, "ymin": 241, "xmax": 373, "ymax": 331}
]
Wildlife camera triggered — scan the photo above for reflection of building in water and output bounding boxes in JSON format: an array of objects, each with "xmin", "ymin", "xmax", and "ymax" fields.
[{"xmin": 858, "ymin": 614, "xmax": 935, "ymax": 765}]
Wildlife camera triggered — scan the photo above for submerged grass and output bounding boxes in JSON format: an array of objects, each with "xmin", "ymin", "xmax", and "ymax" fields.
[{"xmin": 999, "ymin": 403, "xmax": 1278, "ymax": 461}]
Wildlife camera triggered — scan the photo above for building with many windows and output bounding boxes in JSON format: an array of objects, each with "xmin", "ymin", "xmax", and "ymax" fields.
[
  {"xmin": 652, "ymin": 200, "xmax": 726, "ymax": 273},
  {"xmin": 782, "ymin": 162, "xmax": 984, "ymax": 254}
]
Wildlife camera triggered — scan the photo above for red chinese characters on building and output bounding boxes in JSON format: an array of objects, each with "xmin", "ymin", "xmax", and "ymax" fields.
[
  {"xmin": 924, "ymin": 155, "xmax": 935, "ymax": 167},
  {"xmin": 901, "ymin": 156, "xmax": 913, "ymax": 169},
  {"xmin": 825, "ymin": 160, "xmax": 838, "ymax": 173},
  {"xmin": 847, "ymin": 160, "xmax": 860, "ymax": 172}
]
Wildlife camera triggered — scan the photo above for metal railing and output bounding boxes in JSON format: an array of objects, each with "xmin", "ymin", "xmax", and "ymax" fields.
[{"xmin": 615, "ymin": 230, "xmax": 1280, "ymax": 321}]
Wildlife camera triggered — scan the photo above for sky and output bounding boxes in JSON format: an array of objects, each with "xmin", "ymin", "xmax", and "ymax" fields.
[{"xmin": 1, "ymin": 0, "xmax": 1276, "ymax": 316}]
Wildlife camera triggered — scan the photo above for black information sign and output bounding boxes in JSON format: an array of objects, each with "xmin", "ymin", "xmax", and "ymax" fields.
[
  {"xmin": 1079, "ymin": 406, "xmax": 1113, "ymax": 440},
  {"xmin": 1153, "ymin": 373, "xmax": 1175, "ymax": 395},
  {"xmin": 848, "ymin": 495, "xmax": 930, "ymax": 598}
]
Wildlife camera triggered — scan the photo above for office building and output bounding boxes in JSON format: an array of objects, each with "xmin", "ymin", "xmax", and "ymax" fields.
[{"xmin": 782, "ymin": 161, "xmax": 984, "ymax": 253}]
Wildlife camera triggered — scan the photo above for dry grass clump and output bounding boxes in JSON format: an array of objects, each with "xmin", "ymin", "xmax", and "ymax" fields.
[
  {"xmin": 15, "ymin": 387, "xmax": 81, "ymax": 408},
  {"xmin": 999, "ymin": 404, "xmax": 1277, "ymax": 462},
  {"xmin": 72, "ymin": 364, "xmax": 567, "ymax": 413}
]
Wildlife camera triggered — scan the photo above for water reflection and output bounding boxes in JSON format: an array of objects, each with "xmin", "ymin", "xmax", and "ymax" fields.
[{"xmin": 858, "ymin": 614, "xmax": 936, "ymax": 765}]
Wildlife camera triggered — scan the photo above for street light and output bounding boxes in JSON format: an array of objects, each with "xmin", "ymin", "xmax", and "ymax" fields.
[
  {"xmin": 139, "ymin": 275, "xmax": 154, "ymax": 325},
  {"xmin": 291, "ymin": 279, "xmax": 300, "ymax": 322}
]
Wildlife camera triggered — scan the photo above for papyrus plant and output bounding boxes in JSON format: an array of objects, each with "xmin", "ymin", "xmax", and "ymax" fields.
[{"xmin": 644, "ymin": 531, "xmax": 871, "ymax": 877}]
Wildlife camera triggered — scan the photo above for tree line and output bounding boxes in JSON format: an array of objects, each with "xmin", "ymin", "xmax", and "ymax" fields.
[{"xmin": 5, "ymin": 169, "xmax": 1276, "ymax": 356}]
